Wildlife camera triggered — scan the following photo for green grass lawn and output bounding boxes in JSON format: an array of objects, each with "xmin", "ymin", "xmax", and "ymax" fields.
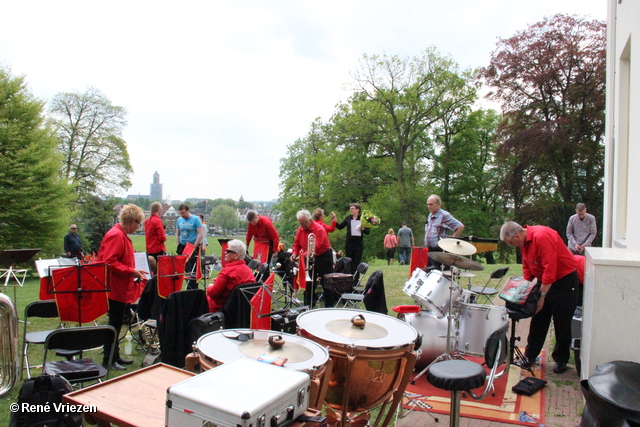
[{"xmin": 0, "ymin": 238, "xmax": 522, "ymax": 425}]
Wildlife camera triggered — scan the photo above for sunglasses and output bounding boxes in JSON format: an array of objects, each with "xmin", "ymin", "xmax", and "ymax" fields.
[
  {"xmin": 222, "ymin": 331, "xmax": 254, "ymax": 342},
  {"xmin": 225, "ymin": 249, "xmax": 236, "ymax": 254}
]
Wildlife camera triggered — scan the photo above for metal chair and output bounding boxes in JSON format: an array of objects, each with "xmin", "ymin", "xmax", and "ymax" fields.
[
  {"xmin": 254, "ymin": 262, "xmax": 270, "ymax": 283},
  {"xmin": 247, "ymin": 258, "xmax": 261, "ymax": 272},
  {"xmin": 470, "ymin": 266, "xmax": 509, "ymax": 304},
  {"xmin": 21, "ymin": 300, "xmax": 70, "ymax": 379},
  {"xmin": 352, "ymin": 262, "xmax": 369, "ymax": 291},
  {"xmin": 426, "ymin": 322, "xmax": 510, "ymax": 427},
  {"xmin": 42, "ymin": 325, "xmax": 117, "ymax": 388}
]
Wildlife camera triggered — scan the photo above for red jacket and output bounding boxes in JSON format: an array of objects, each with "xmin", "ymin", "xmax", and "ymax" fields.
[
  {"xmin": 521, "ymin": 225, "xmax": 577, "ymax": 285},
  {"xmin": 97, "ymin": 224, "xmax": 138, "ymax": 304},
  {"xmin": 292, "ymin": 221, "xmax": 330, "ymax": 258},
  {"xmin": 144, "ymin": 214, "xmax": 167, "ymax": 253},
  {"xmin": 246, "ymin": 216, "xmax": 279, "ymax": 254},
  {"xmin": 315, "ymin": 219, "xmax": 336, "ymax": 233},
  {"xmin": 206, "ymin": 260, "xmax": 255, "ymax": 312}
]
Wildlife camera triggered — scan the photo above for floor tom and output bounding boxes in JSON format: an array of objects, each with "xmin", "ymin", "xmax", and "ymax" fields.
[{"xmin": 456, "ymin": 303, "xmax": 508, "ymax": 356}]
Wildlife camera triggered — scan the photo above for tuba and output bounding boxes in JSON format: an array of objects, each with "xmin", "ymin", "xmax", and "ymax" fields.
[
  {"xmin": 305, "ymin": 233, "xmax": 316, "ymax": 283},
  {"xmin": 0, "ymin": 293, "xmax": 19, "ymax": 398}
]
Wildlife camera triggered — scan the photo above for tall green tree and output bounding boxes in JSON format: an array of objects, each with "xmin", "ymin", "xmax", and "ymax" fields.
[
  {"xmin": 0, "ymin": 67, "xmax": 73, "ymax": 256},
  {"xmin": 76, "ymin": 196, "xmax": 119, "ymax": 254},
  {"xmin": 483, "ymin": 14, "xmax": 606, "ymax": 234},
  {"xmin": 49, "ymin": 87, "xmax": 133, "ymax": 197},
  {"xmin": 210, "ymin": 204, "xmax": 238, "ymax": 234},
  {"xmin": 334, "ymin": 49, "xmax": 479, "ymax": 221}
]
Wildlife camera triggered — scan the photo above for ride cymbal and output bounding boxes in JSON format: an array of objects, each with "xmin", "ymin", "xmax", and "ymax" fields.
[
  {"xmin": 437, "ymin": 238, "xmax": 477, "ymax": 255},
  {"xmin": 428, "ymin": 251, "xmax": 484, "ymax": 271}
]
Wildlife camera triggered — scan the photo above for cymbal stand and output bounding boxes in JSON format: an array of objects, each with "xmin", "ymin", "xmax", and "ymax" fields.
[{"xmin": 411, "ymin": 265, "xmax": 462, "ymax": 383}]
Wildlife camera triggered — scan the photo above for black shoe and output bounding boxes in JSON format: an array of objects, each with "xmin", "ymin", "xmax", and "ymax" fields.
[
  {"xmin": 117, "ymin": 357, "xmax": 134, "ymax": 365},
  {"xmin": 106, "ymin": 361, "xmax": 127, "ymax": 371},
  {"xmin": 553, "ymin": 362, "xmax": 568, "ymax": 374}
]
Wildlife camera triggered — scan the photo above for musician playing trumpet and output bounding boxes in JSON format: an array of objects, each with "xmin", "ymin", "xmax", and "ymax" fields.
[{"xmin": 291, "ymin": 210, "xmax": 334, "ymax": 308}]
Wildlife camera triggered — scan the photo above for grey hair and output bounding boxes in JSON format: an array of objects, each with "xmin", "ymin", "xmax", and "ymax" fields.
[
  {"xmin": 428, "ymin": 194, "xmax": 442, "ymax": 204},
  {"xmin": 296, "ymin": 209, "xmax": 312, "ymax": 221},
  {"xmin": 575, "ymin": 203, "xmax": 586, "ymax": 211},
  {"xmin": 151, "ymin": 201, "xmax": 163, "ymax": 214},
  {"xmin": 227, "ymin": 239, "xmax": 247, "ymax": 259},
  {"xmin": 500, "ymin": 221, "xmax": 524, "ymax": 241}
]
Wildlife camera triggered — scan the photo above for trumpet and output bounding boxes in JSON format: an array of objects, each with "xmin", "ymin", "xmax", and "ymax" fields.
[{"xmin": 0, "ymin": 293, "xmax": 19, "ymax": 398}]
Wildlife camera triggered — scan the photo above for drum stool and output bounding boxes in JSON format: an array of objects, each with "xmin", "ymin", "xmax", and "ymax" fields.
[
  {"xmin": 507, "ymin": 309, "xmax": 535, "ymax": 377},
  {"xmin": 427, "ymin": 360, "xmax": 485, "ymax": 427}
]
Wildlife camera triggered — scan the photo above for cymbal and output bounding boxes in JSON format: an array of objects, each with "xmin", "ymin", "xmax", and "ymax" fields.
[
  {"xmin": 437, "ymin": 238, "xmax": 477, "ymax": 255},
  {"xmin": 428, "ymin": 251, "xmax": 484, "ymax": 271},
  {"xmin": 443, "ymin": 270, "xmax": 477, "ymax": 277},
  {"xmin": 239, "ymin": 339, "xmax": 313, "ymax": 363}
]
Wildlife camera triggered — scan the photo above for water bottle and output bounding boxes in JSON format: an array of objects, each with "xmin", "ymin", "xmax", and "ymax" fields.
[{"xmin": 124, "ymin": 331, "xmax": 133, "ymax": 356}]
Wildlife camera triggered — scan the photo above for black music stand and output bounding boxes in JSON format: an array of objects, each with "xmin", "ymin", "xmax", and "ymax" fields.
[
  {"xmin": 0, "ymin": 248, "xmax": 41, "ymax": 311},
  {"xmin": 507, "ymin": 310, "xmax": 536, "ymax": 377},
  {"xmin": 49, "ymin": 263, "xmax": 110, "ymax": 327}
]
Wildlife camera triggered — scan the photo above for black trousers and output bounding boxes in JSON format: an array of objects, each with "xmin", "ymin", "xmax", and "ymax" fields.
[
  {"xmin": 345, "ymin": 240, "xmax": 363, "ymax": 268},
  {"xmin": 525, "ymin": 270, "xmax": 578, "ymax": 364},
  {"xmin": 304, "ymin": 250, "xmax": 334, "ymax": 308},
  {"xmin": 103, "ymin": 299, "xmax": 126, "ymax": 365}
]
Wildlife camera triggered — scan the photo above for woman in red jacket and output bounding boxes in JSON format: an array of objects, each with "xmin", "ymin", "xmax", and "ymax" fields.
[
  {"xmin": 206, "ymin": 239, "xmax": 255, "ymax": 312},
  {"xmin": 97, "ymin": 204, "xmax": 147, "ymax": 370}
]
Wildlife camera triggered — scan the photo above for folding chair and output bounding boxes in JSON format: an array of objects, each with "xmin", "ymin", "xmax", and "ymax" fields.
[
  {"xmin": 21, "ymin": 300, "xmax": 74, "ymax": 379},
  {"xmin": 352, "ymin": 262, "xmax": 369, "ymax": 291},
  {"xmin": 247, "ymin": 258, "xmax": 261, "ymax": 273},
  {"xmin": 470, "ymin": 266, "xmax": 510, "ymax": 304},
  {"xmin": 254, "ymin": 262, "xmax": 270, "ymax": 283},
  {"xmin": 42, "ymin": 325, "xmax": 117, "ymax": 388}
]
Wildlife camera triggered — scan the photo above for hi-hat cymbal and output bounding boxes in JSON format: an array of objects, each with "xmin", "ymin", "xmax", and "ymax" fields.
[
  {"xmin": 437, "ymin": 238, "xmax": 477, "ymax": 255},
  {"xmin": 428, "ymin": 251, "xmax": 484, "ymax": 271}
]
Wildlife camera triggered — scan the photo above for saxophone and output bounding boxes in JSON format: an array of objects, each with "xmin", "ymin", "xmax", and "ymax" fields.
[{"xmin": 0, "ymin": 293, "xmax": 19, "ymax": 398}]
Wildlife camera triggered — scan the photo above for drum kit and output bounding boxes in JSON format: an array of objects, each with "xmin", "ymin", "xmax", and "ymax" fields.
[{"xmin": 402, "ymin": 238, "xmax": 508, "ymax": 371}]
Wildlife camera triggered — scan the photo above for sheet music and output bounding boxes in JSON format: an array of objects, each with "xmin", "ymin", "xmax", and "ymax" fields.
[
  {"xmin": 135, "ymin": 252, "xmax": 151, "ymax": 280},
  {"xmin": 35, "ymin": 258, "xmax": 77, "ymax": 278},
  {"xmin": 351, "ymin": 220, "xmax": 362, "ymax": 236}
]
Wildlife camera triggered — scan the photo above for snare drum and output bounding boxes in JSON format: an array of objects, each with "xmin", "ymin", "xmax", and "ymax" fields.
[
  {"xmin": 456, "ymin": 303, "xmax": 508, "ymax": 356},
  {"xmin": 297, "ymin": 308, "xmax": 417, "ymax": 414},
  {"xmin": 403, "ymin": 268, "xmax": 428, "ymax": 297},
  {"xmin": 404, "ymin": 310, "xmax": 452, "ymax": 368},
  {"xmin": 414, "ymin": 270, "xmax": 462, "ymax": 317},
  {"xmin": 191, "ymin": 329, "xmax": 330, "ymax": 410}
]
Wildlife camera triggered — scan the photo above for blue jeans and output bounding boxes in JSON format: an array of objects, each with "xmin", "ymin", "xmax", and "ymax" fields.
[{"xmin": 398, "ymin": 247, "xmax": 411, "ymax": 264}]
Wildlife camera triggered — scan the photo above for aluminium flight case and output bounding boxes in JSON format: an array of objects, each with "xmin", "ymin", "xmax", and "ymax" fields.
[{"xmin": 166, "ymin": 358, "xmax": 310, "ymax": 427}]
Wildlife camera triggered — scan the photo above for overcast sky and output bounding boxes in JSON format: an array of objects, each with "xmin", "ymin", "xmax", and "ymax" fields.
[{"xmin": 1, "ymin": 1, "xmax": 606, "ymax": 203}]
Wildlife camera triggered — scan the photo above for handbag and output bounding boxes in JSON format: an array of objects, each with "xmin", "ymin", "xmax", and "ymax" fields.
[
  {"xmin": 499, "ymin": 277, "xmax": 541, "ymax": 317},
  {"xmin": 512, "ymin": 376, "xmax": 547, "ymax": 396}
]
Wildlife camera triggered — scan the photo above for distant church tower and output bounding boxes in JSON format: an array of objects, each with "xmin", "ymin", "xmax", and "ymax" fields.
[{"xmin": 150, "ymin": 171, "xmax": 163, "ymax": 201}]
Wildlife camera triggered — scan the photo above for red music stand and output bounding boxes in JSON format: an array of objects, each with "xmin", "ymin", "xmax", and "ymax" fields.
[
  {"xmin": 50, "ymin": 263, "xmax": 110, "ymax": 326},
  {"xmin": 157, "ymin": 255, "xmax": 187, "ymax": 299},
  {"xmin": 409, "ymin": 246, "xmax": 429, "ymax": 278},
  {"xmin": 252, "ymin": 241, "xmax": 270, "ymax": 264}
]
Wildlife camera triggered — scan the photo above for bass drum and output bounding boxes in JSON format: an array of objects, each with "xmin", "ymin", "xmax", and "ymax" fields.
[
  {"xmin": 190, "ymin": 329, "xmax": 330, "ymax": 410},
  {"xmin": 297, "ymin": 308, "xmax": 417, "ymax": 414},
  {"xmin": 404, "ymin": 310, "xmax": 452, "ymax": 368}
]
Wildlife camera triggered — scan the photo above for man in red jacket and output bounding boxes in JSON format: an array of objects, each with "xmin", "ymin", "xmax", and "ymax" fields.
[
  {"xmin": 501, "ymin": 221, "xmax": 578, "ymax": 374},
  {"xmin": 144, "ymin": 201, "xmax": 167, "ymax": 261},
  {"xmin": 245, "ymin": 210, "xmax": 279, "ymax": 261},
  {"xmin": 97, "ymin": 204, "xmax": 147, "ymax": 370}
]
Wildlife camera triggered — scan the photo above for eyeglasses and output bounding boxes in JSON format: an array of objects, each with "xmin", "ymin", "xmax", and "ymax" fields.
[
  {"xmin": 70, "ymin": 227, "xmax": 78, "ymax": 230},
  {"xmin": 134, "ymin": 220, "xmax": 141, "ymax": 225},
  {"xmin": 225, "ymin": 249, "xmax": 236, "ymax": 254},
  {"xmin": 222, "ymin": 331, "xmax": 253, "ymax": 342}
]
